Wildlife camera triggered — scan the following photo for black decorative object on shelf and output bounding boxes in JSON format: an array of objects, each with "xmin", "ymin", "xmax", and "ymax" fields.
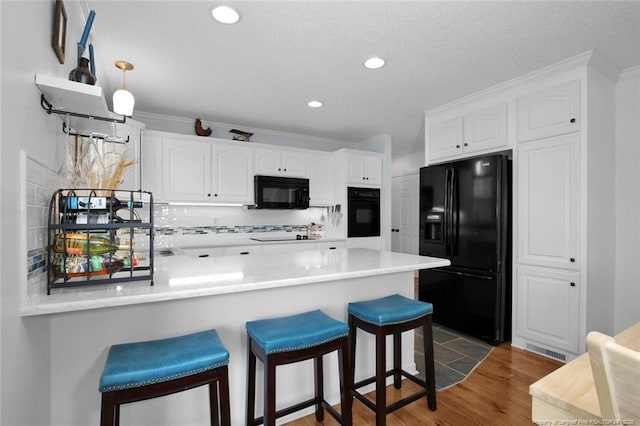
[{"xmin": 69, "ymin": 57, "xmax": 96, "ymax": 85}]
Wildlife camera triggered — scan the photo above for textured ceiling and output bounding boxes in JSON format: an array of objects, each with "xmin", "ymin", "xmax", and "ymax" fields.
[{"xmin": 88, "ymin": 1, "xmax": 640, "ymax": 155}]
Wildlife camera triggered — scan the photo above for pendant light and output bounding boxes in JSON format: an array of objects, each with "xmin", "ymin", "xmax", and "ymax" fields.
[{"xmin": 113, "ymin": 60, "xmax": 135, "ymax": 116}]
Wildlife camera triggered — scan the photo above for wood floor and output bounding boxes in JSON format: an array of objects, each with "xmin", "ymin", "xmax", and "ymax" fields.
[{"xmin": 284, "ymin": 344, "xmax": 562, "ymax": 425}]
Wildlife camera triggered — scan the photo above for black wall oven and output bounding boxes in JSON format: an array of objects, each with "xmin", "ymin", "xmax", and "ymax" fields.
[{"xmin": 347, "ymin": 187, "xmax": 380, "ymax": 237}]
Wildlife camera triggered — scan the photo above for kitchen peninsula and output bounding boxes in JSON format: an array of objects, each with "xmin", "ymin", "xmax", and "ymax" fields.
[{"xmin": 23, "ymin": 248, "xmax": 449, "ymax": 425}]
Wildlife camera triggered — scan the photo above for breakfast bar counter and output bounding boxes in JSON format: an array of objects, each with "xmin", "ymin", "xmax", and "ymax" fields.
[{"xmin": 25, "ymin": 248, "xmax": 448, "ymax": 425}]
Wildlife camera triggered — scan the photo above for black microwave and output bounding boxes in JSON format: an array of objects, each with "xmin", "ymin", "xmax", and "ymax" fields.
[{"xmin": 254, "ymin": 175, "xmax": 310, "ymax": 209}]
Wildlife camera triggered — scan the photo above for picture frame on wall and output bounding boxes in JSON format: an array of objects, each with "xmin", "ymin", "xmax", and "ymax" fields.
[{"xmin": 52, "ymin": 0, "xmax": 67, "ymax": 64}]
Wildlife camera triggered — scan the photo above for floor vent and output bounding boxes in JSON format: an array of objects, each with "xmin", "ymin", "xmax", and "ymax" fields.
[{"xmin": 526, "ymin": 343, "xmax": 567, "ymax": 362}]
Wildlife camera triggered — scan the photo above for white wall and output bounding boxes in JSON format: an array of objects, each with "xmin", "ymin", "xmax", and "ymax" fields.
[
  {"xmin": 0, "ymin": 1, "xmax": 91, "ymax": 424},
  {"xmin": 392, "ymin": 150, "xmax": 425, "ymax": 177},
  {"xmin": 614, "ymin": 66, "xmax": 640, "ymax": 333}
]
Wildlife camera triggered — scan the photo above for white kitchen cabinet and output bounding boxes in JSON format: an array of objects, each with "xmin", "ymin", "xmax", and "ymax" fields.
[
  {"xmin": 517, "ymin": 133, "xmax": 580, "ymax": 271},
  {"xmin": 211, "ymin": 143, "xmax": 254, "ymax": 203},
  {"xmin": 254, "ymin": 147, "xmax": 306, "ymax": 178},
  {"xmin": 306, "ymin": 152, "xmax": 334, "ymax": 206},
  {"xmin": 140, "ymin": 132, "xmax": 163, "ymax": 200},
  {"xmin": 162, "ymin": 136, "xmax": 212, "ymax": 202},
  {"xmin": 345, "ymin": 152, "xmax": 382, "ymax": 186},
  {"xmin": 223, "ymin": 245, "xmax": 262, "ymax": 256},
  {"xmin": 516, "ymin": 265, "xmax": 580, "ymax": 354},
  {"xmin": 428, "ymin": 102, "xmax": 507, "ymax": 162},
  {"xmin": 152, "ymin": 131, "xmax": 254, "ymax": 204},
  {"xmin": 315, "ymin": 241, "xmax": 345, "ymax": 250},
  {"xmin": 517, "ymin": 80, "xmax": 580, "ymax": 143},
  {"xmin": 181, "ymin": 247, "xmax": 224, "ymax": 258}
]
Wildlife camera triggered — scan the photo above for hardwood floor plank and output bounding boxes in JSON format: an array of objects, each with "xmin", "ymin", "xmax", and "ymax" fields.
[{"xmin": 284, "ymin": 344, "xmax": 562, "ymax": 425}]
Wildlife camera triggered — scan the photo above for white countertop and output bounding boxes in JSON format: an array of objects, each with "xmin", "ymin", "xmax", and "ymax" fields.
[
  {"xmin": 21, "ymin": 248, "xmax": 449, "ymax": 317},
  {"xmin": 171, "ymin": 233, "xmax": 345, "ymax": 248}
]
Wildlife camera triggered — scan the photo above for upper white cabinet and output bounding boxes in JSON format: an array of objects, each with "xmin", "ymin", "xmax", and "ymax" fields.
[
  {"xmin": 255, "ymin": 147, "xmax": 306, "ymax": 178},
  {"xmin": 428, "ymin": 102, "xmax": 507, "ymax": 162},
  {"xmin": 211, "ymin": 143, "xmax": 254, "ymax": 203},
  {"xmin": 345, "ymin": 152, "xmax": 382, "ymax": 186},
  {"xmin": 162, "ymin": 136, "xmax": 212, "ymax": 202},
  {"xmin": 517, "ymin": 80, "xmax": 580, "ymax": 143},
  {"xmin": 517, "ymin": 133, "xmax": 580, "ymax": 271},
  {"xmin": 152, "ymin": 132, "xmax": 254, "ymax": 204},
  {"xmin": 306, "ymin": 152, "xmax": 334, "ymax": 206}
]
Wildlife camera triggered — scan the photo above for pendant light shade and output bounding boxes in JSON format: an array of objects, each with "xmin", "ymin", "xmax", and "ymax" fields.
[{"xmin": 113, "ymin": 61, "xmax": 135, "ymax": 116}]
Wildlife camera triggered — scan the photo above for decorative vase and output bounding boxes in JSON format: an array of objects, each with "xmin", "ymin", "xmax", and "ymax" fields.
[{"xmin": 69, "ymin": 57, "xmax": 96, "ymax": 85}]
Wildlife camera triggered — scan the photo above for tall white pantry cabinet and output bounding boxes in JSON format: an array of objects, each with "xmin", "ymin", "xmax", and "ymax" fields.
[{"xmin": 424, "ymin": 51, "xmax": 616, "ymax": 362}]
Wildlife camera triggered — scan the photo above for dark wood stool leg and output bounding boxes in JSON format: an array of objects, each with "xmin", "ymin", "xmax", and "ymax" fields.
[
  {"xmin": 210, "ymin": 380, "xmax": 219, "ymax": 425},
  {"xmin": 246, "ymin": 337, "xmax": 257, "ymax": 426},
  {"xmin": 423, "ymin": 315, "xmax": 436, "ymax": 411},
  {"xmin": 338, "ymin": 339, "xmax": 353, "ymax": 426},
  {"xmin": 314, "ymin": 355, "xmax": 325, "ymax": 422},
  {"xmin": 218, "ymin": 366, "xmax": 231, "ymax": 426},
  {"xmin": 100, "ymin": 392, "xmax": 116, "ymax": 426},
  {"xmin": 393, "ymin": 331, "xmax": 402, "ymax": 389},
  {"xmin": 348, "ymin": 314, "xmax": 357, "ymax": 412},
  {"xmin": 264, "ymin": 357, "xmax": 277, "ymax": 426},
  {"xmin": 375, "ymin": 326, "xmax": 386, "ymax": 426}
]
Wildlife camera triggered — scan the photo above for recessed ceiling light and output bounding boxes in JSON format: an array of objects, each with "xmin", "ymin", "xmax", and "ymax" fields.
[
  {"xmin": 307, "ymin": 100, "xmax": 323, "ymax": 108},
  {"xmin": 364, "ymin": 57, "xmax": 385, "ymax": 69},
  {"xmin": 211, "ymin": 5, "xmax": 240, "ymax": 24}
]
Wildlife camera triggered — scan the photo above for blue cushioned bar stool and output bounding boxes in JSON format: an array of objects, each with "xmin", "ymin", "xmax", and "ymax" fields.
[
  {"xmin": 348, "ymin": 294, "xmax": 436, "ymax": 426},
  {"xmin": 245, "ymin": 310, "xmax": 352, "ymax": 426},
  {"xmin": 99, "ymin": 329, "xmax": 231, "ymax": 426}
]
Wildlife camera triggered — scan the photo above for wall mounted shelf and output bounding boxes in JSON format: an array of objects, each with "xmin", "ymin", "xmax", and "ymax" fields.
[{"xmin": 35, "ymin": 74, "xmax": 129, "ymax": 143}]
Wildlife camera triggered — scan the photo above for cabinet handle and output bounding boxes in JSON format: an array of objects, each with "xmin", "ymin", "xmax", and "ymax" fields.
[
  {"xmin": 214, "ymin": 194, "xmax": 218, "ymax": 197},
  {"xmin": 464, "ymin": 143, "xmax": 468, "ymax": 147},
  {"xmin": 570, "ymin": 258, "xmax": 575, "ymax": 262},
  {"xmin": 456, "ymin": 145, "xmax": 460, "ymax": 149},
  {"xmin": 240, "ymin": 251, "xmax": 250, "ymax": 255},
  {"xmin": 329, "ymin": 247, "xmax": 336, "ymax": 250},
  {"xmin": 362, "ymin": 177, "xmax": 366, "ymax": 180},
  {"xmin": 284, "ymin": 168, "xmax": 287, "ymax": 172},
  {"xmin": 278, "ymin": 168, "xmax": 282, "ymax": 171},
  {"xmin": 570, "ymin": 282, "xmax": 576, "ymax": 287},
  {"xmin": 570, "ymin": 118, "xmax": 576, "ymax": 123},
  {"xmin": 207, "ymin": 193, "xmax": 211, "ymax": 197},
  {"xmin": 198, "ymin": 254, "xmax": 209, "ymax": 258}
]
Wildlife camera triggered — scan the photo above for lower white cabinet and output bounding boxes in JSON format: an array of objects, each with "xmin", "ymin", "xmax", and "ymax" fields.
[
  {"xmin": 223, "ymin": 245, "xmax": 262, "ymax": 256},
  {"xmin": 315, "ymin": 241, "xmax": 345, "ymax": 250},
  {"xmin": 516, "ymin": 265, "xmax": 580, "ymax": 354}
]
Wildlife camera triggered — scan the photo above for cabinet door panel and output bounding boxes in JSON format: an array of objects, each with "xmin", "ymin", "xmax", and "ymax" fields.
[
  {"xmin": 281, "ymin": 151, "xmax": 306, "ymax": 177},
  {"xmin": 518, "ymin": 133, "xmax": 580, "ymax": 270},
  {"xmin": 307, "ymin": 153, "xmax": 334, "ymax": 205},
  {"xmin": 364, "ymin": 155, "xmax": 382, "ymax": 185},
  {"xmin": 254, "ymin": 148, "xmax": 280, "ymax": 175},
  {"xmin": 213, "ymin": 144, "xmax": 253, "ymax": 203},
  {"xmin": 517, "ymin": 80, "xmax": 580, "ymax": 142},
  {"xmin": 464, "ymin": 103, "xmax": 507, "ymax": 152},
  {"xmin": 162, "ymin": 137, "xmax": 211, "ymax": 202},
  {"xmin": 516, "ymin": 266, "xmax": 579, "ymax": 353},
  {"xmin": 429, "ymin": 117, "xmax": 463, "ymax": 160}
]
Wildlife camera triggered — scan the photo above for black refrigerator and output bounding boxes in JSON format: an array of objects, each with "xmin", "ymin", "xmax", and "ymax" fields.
[{"xmin": 418, "ymin": 153, "xmax": 511, "ymax": 345}]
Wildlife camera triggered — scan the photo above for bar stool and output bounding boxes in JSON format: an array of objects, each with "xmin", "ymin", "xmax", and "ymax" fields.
[
  {"xmin": 99, "ymin": 329, "xmax": 231, "ymax": 426},
  {"xmin": 245, "ymin": 309, "xmax": 352, "ymax": 426},
  {"xmin": 348, "ymin": 294, "xmax": 436, "ymax": 426}
]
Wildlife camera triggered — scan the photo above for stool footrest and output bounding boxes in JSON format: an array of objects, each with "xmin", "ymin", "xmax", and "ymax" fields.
[
  {"xmin": 353, "ymin": 368, "xmax": 423, "ymax": 390},
  {"xmin": 352, "ymin": 386, "xmax": 428, "ymax": 415}
]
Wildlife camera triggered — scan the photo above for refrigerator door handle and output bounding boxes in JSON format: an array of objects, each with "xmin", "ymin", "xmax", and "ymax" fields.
[
  {"xmin": 450, "ymin": 168, "xmax": 458, "ymax": 255},
  {"xmin": 444, "ymin": 168, "xmax": 452, "ymax": 257}
]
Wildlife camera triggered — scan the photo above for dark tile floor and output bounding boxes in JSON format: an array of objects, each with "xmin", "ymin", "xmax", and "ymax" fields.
[{"xmin": 415, "ymin": 323, "xmax": 494, "ymax": 390}]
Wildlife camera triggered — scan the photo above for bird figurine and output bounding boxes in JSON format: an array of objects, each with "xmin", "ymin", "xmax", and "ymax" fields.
[{"xmin": 194, "ymin": 118, "xmax": 212, "ymax": 137}]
